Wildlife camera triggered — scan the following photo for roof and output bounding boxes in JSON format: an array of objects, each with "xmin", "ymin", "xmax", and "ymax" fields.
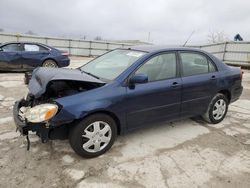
[
  {"xmin": 126, "ymin": 45, "xmax": 229, "ymax": 71},
  {"xmin": 0, "ymin": 41, "xmax": 49, "ymax": 46},
  {"xmin": 0, "ymin": 41, "xmax": 52, "ymax": 50},
  {"xmin": 127, "ymin": 45, "xmax": 204, "ymax": 53}
]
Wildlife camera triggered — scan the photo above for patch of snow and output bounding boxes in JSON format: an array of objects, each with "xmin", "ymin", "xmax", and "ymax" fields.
[
  {"xmin": 1, "ymin": 147, "xmax": 10, "ymax": 151},
  {"xmin": 244, "ymin": 139, "xmax": 250, "ymax": 145},
  {"xmin": 223, "ymin": 128, "xmax": 239, "ymax": 136},
  {"xmin": 231, "ymin": 127, "xmax": 250, "ymax": 134},
  {"xmin": 31, "ymin": 147, "xmax": 38, "ymax": 153},
  {"xmin": 62, "ymin": 155, "xmax": 75, "ymax": 164},
  {"xmin": 77, "ymin": 182, "xmax": 124, "ymax": 188},
  {"xmin": 0, "ymin": 117, "xmax": 12, "ymax": 124},
  {"xmin": 0, "ymin": 81, "xmax": 24, "ymax": 88},
  {"xmin": 0, "ymin": 131, "xmax": 19, "ymax": 140},
  {"xmin": 64, "ymin": 169, "xmax": 85, "ymax": 180},
  {"xmin": 0, "ymin": 94, "xmax": 4, "ymax": 101}
]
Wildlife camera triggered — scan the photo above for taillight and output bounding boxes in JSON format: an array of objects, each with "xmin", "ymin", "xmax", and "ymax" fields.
[
  {"xmin": 240, "ymin": 71, "xmax": 243, "ymax": 80},
  {"xmin": 61, "ymin": 51, "xmax": 69, "ymax": 56}
]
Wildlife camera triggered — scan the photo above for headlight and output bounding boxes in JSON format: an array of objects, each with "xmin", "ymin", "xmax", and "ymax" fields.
[{"xmin": 25, "ymin": 104, "xmax": 58, "ymax": 123}]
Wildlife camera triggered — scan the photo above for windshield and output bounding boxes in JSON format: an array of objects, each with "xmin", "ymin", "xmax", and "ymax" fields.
[{"xmin": 80, "ymin": 49, "xmax": 147, "ymax": 80}]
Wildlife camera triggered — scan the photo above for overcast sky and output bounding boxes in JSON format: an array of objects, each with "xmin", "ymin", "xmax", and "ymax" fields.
[{"xmin": 0, "ymin": 0, "xmax": 249, "ymax": 45}]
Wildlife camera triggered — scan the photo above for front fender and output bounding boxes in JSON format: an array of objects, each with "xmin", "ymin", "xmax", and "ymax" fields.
[
  {"xmin": 50, "ymin": 82, "xmax": 126, "ymax": 132},
  {"xmin": 50, "ymin": 99, "xmax": 113, "ymax": 126}
]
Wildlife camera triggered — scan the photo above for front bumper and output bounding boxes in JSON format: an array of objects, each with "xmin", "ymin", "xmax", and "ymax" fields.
[
  {"xmin": 13, "ymin": 99, "xmax": 49, "ymax": 142},
  {"xmin": 13, "ymin": 99, "xmax": 29, "ymax": 135}
]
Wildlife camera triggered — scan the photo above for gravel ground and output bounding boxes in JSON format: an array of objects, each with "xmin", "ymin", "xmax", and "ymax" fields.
[{"xmin": 0, "ymin": 58, "xmax": 250, "ymax": 188}]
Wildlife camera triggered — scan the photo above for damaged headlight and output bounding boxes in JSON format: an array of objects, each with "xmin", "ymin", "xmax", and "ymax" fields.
[{"xmin": 25, "ymin": 104, "xmax": 58, "ymax": 123}]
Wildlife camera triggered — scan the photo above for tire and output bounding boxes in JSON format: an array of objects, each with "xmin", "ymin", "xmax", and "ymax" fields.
[
  {"xmin": 69, "ymin": 113, "xmax": 117, "ymax": 158},
  {"xmin": 42, "ymin": 59, "xmax": 58, "ymax": 68},
  {"xmin": 202, "ymin": 93, "xmax": 228, "ymax": 124}
]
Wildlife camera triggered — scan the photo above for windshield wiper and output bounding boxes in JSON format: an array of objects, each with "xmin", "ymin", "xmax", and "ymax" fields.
[{"xmin": 81, "ymin": 70, "xmax": 100, "ymax": 79}]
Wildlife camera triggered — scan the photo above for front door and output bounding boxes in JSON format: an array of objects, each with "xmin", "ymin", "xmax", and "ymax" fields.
[
  {"xmin": 125, "ymin": 52, "xmax": 182, "ymax": 130},
  {"xmin": 0, "ymin": 43, "xmax": 22, "ymax": 70}
]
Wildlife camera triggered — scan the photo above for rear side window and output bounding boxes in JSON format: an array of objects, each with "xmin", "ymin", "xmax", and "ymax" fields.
[
  {"xmin": 24, "ymin": 44, "xmax": 48, "ymax": 52},
  {"xmin": 180, "ymin": 52, "xmax": 215, "ymax": 77},
  {"xmin": 38, "ymin": 45, "xmax": 49, "ymax": 52},
  {"xmin": 2, "ymin": 43, "xmax": 22, "ymax": 52},
  {"xmin": 135, "ymin": 53, "xmax": 177, "ymax": 82}
]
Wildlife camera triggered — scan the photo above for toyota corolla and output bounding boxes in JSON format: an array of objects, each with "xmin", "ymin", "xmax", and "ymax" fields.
[{"xmin": 13, "ymin": 46, "xmax": 243, "ymax": 158}]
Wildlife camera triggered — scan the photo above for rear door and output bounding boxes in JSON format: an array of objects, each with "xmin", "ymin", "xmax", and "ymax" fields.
[
  {"xmin": 179, "ymin": 51, "xmax": 218, "ymax": 117},
  {"xmin": 0, "ymin": 43, "xmax": 22, "ymax": 70},
  {"xmin": 125, "ymin": 52, "xmax": 182, "ymax": 130},
  {"xmin": 21, "ymin": 43, "xmax": 49, "ymax": 69}
]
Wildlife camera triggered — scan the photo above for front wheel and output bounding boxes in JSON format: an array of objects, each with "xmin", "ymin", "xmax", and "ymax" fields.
[
  {"xmin": 69, "ymin": 114, "xmax": 117, "ymax": 158},
  {"xmin": 202, "ymin": 93, "xmax": 228, "ymax": 124}
]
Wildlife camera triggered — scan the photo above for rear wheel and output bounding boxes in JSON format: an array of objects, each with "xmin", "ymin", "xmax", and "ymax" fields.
[
  {"xmin": 202, "ymin": 93, "xmax": 228, "ymax": 124},
  {"xmin": 69, "ymin": 114, "xmax": 117, "ymax": 158},
  {"xmin": 42, "ymin": 60, "xmax": 58, "ymax": 68}
]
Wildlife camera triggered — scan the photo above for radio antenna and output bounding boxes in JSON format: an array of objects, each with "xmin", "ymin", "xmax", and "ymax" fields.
[{"xmin": 183, "ymin": 30, "xmax": 195, "ymax": 46}]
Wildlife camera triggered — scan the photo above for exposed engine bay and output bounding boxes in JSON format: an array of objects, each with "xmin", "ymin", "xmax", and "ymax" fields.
[
  {"xmin": 32, "ymin": 80, "xmax": 104, "ymax": 104},
  {"xmin": 45, "ymin": 80, "xmax": 103, "ymax": 99},
  {"xmin": 22, "ymin": 80, "xmax": 105, "ymax": 110},
  {"xmin": 25, "ymin": 67, "xmax": 106, "ymax": 106}
]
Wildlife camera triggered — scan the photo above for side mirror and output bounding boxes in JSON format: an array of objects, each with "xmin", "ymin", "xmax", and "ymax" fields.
[{"xmin": 129, "ymin": 73, "xmax": 148, "ymax": 85}]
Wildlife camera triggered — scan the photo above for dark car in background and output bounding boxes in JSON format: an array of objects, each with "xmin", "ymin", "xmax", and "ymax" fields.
[
  {"xmin": 13, "ymin": 46, "xmax": 243, "ymax": 158},
  {"xmin": 0, "ymin": 42, "xmax": 70, "ymax": 71}
]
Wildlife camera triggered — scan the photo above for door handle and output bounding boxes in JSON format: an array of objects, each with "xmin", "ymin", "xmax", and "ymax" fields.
[
  {"xmin": 171, "ymin": 82, "xmax": 180, "ymax": 88},
  {"xmin": 210, "ymin": 75, "xmax": 216, "ymax": 80}
]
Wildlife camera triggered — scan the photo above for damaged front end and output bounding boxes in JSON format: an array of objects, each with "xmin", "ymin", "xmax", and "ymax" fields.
[
  {"xmin": 13, "ymin": 99, "xmax": 56, "ymax": 149},
  {"xmin": 13, "ymin": 67, "xmax": 105, "ymax": 149}
]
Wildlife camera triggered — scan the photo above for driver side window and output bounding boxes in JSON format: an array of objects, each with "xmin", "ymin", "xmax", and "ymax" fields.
[{"xmin": 135, "ymin": 53, "xmax": 177, "ymax": 82}]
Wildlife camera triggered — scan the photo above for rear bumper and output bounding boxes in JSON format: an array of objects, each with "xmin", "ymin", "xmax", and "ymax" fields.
[
  {"xmin": 231, "ymin": 85, "xmax": 243, "ymax": 103},
  {"xmin": 58, "ymin": 58, "xmax": 70, "ymax": 67}
]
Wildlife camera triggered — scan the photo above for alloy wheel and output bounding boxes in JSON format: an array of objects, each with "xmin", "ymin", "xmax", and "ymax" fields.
[{"xmin": 43, "ymin": 60, "xmax": 58, "ymax": 68}]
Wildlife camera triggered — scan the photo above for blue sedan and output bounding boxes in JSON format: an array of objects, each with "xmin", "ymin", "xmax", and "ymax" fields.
[
  {"xmin": 0, "ymin": 42, "xmax": 70, "ymax": 71},
  {"xmin": 13, "ymin": 46, "xmax": 243, "ymax": 158}
]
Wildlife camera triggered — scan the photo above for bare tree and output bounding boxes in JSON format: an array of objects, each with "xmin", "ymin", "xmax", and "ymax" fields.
[
  {"xmin": 80, "ymin": 35, "xmax": 86, "ymax": 40},
  {"xmin": 25, "ymin": 30, "xmax": 36, "ymax": 35},
  {"xmin": 207, "ymin": 31, "xmax": 229, "ymax": 43},
  {"xmin": 94, "ymin": 36, "xmax": 102, "ymax": 41}
]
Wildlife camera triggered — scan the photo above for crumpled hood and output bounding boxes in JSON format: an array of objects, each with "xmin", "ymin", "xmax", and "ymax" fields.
[{"xmin": 28, "ymin": 67, "xmax": 105, "ymax": 98}]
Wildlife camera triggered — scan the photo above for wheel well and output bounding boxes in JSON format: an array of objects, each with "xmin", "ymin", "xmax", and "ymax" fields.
[
  {"xmin": 82, "ymin": 111, "xmax": 121, "ymax": 135},
  {"xmin": 218, "ymin": 90, "xmax": 231, "ymax": 103},
  {"xmin": 43, "ymin": 58, "xmax": 58, "ymax": 65}
]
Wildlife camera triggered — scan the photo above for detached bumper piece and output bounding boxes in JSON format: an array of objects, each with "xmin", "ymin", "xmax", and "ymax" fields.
[
  {"xmin": 13, "ymin": 100, "xmax": 30, "ymax": 135},
  {"xmin": 13, "ymin": 99, "xmax": 50, "ymax": 149},
  {"xmin": 24, "ymin": 72, "xmax": 32, "ymax": 85}
]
